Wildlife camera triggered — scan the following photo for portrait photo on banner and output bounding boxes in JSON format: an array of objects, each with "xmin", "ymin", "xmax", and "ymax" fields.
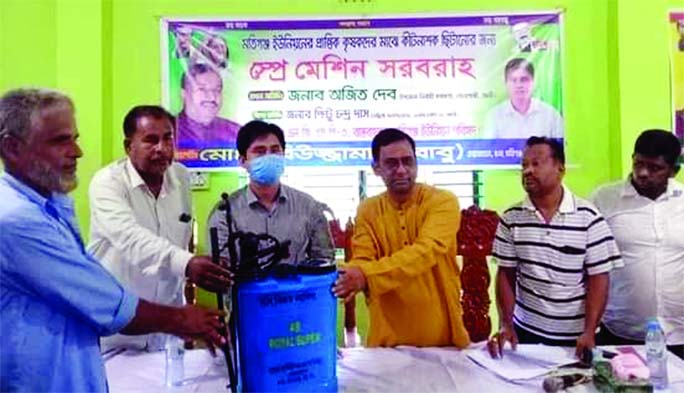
[
  {"xmin": 481, "ymin": 19, "xmax": 564, "ymax": 141},
  {"xmin": 170, "ymin": 25, "xmax": 241, "ymax": 155},
  {"xmin": 670, "ymin": 11, "xmax": 684, "ymax": 143}
]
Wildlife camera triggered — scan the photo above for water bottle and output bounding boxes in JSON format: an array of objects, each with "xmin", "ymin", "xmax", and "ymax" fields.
[
  {"xmin": 645, "ymin": 319, "xmax": 668, "ymax": 390},
  {"xmin": 165, "ymin": 335, "xmax": 185, "ymax": 387}
]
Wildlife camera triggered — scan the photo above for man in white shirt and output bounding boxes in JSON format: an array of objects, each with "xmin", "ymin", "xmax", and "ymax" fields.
[
  {"xmin": 88, "ymin": 105, "xmax": 232, "ymax": 351},
  {"xmin": 591, "ymin": 129, "xmax": 683, "ymax": 359},
  {"xmin": 482, "ymin": 58, "xmax": 563, "ymax": 140}
]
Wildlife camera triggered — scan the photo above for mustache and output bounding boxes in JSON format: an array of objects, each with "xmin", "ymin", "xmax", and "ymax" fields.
[
  {"xmin": 150, "ymin": 157, "xmax": 172, "ymax": 164},
  {"xmin": 27, "ymin": 161, "xmax": 78, "ymax": 194}
]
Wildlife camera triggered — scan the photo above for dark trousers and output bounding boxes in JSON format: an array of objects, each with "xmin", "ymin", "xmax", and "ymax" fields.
[
  {"xmin": 513, "ymin": 323, "xmax": 577, "ymax": 347},
  {"xmin": 596, "ymin": 323, "xmax": 684, "ymax": 360}
]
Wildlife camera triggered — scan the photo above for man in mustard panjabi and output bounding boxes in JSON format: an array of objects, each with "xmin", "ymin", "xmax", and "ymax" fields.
[{"xmin": 333, "ymin": 128, "xmax": 470, "ymax": 348}]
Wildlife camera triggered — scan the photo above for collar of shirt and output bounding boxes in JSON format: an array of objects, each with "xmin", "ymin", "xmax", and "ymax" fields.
[
  {"xmin": 246, "ymin": 183, "xmax": 289, "ymax": 208},
  {"xmin": 504, "ymin": 97, "xmax": 541, "ymax": 118},
  {"xmin": 178, "ymin": 110, "xmax": 221, "ymax": 133},
  {"xmin": 521, "ymin": 184, "xmax": 576, "ymax": 214},
  {"xmin": 178, "ymin": 111, "xmax": 201, "ymax": 132},
  {"xmin": 1, "ymin": 172, "xmax": 75, "ymax": 220},
  {"xmin": 124, "ymin": 157, "xmax": 178, "ymax": 197},
  {"xmin": 384, "ymin": 183, "xmax": 422, "ymax": 210},
  {"xmin": 621, "ymin": 176, "xmax": 684, "ymax": 201},
  {"xmin": 176, "ymin": 111, "xmax": 240, "ymax": 146}
]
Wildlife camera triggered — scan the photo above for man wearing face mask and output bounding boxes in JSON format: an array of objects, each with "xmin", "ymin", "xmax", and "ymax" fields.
[
  {"xmin": 88, "ymin": 105, "xmax": 233, "ymax": 351},
  {"xmin": 207, "ymin": 120, "xmax": 335, "ymax": 268}
]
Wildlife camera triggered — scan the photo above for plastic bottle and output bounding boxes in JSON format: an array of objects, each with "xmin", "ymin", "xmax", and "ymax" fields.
[
  {"xmin": 165, "ymin": 335, "xmax": 185, "ymax": 387},
  {"xmin": 645, "ymin": 319, "xmax": 669, "ymax": 390}
]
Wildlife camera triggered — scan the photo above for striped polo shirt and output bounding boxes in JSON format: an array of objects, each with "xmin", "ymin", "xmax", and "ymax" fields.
[{"xmin": 493, "ymin": 185, "xmax": 623, "ymax": 340}]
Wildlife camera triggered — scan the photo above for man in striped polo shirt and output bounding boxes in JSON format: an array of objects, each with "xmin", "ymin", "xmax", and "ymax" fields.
[{"xmin": 488, "ymin": 137, "xmax": 622, "ymax": 359}]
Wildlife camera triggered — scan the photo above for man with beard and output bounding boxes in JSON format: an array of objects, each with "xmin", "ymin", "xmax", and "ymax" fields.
[
  {"xmin": 332, "ymin": 128, "xmax": 470, "ymax": 348},
  {"xmin": 591, "ymin": 129, "xmax": 684, "ymax": 359},
  {"xmin": 176, "ymin": 63, "xmax": 240, "ymax": 147},
  {"xmin": 488, "ymin": 137, "xmax": 622, "ymax": 359},
  {"xmin": 88, "ymin": 105, "xmax": 232, "ymax": 351},
  {"xmin": 0, "ymin": 88, "xmax": 225, "ymax": 392},
  {"xmin": 482, "ymin": 58, "xmax": 563, "ymax": 139}
]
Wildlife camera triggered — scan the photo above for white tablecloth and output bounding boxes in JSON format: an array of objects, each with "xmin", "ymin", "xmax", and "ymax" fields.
[{"xmin": 105, "ymin": 345, "xmax": 684, "ymax": 392}]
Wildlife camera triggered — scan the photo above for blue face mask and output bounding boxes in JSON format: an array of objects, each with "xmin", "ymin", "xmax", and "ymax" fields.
[{"xmin": 247, "ymin": 154, "xmax": 285, "ymax": 185}]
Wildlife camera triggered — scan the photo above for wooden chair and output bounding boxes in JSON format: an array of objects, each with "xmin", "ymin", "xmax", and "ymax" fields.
[
  {"xmin": 456, "ymin": 205, "xmax": 500, "ymax": 342},
  {"xmin": 327, "ymin": 212, "xmax": 358, "ymax": 346},
  {"xmin": 342, "ymin": 218, "xmax": 357, "ymax": 345},
  {"xmin": 184, "ymin": 218, "xmax": 198, "ymax": 349}
]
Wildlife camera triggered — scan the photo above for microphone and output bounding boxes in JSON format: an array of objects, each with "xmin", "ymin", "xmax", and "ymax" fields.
[
  {"xmin": 542, "ymin": 373, "xmax": 589, "ymax": 393},
  {"xmin": 218, "ymin": 192, "xmax": 229, "ymax": 211}
]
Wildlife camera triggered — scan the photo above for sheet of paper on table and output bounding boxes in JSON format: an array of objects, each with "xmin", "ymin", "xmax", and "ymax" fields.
[{"xmin": 465, "ymin": 344, "xmax": 578, "ymax": 381}]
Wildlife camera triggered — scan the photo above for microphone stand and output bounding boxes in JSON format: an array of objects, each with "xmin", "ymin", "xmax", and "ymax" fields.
[
  {"xmin": 211, "ymin": 195, "xmax": 238, "ymax": 392},
  {"xmin": 214, "ymin": 192, "xmax": 290, "ymax": 391},
  {"xmin": 219, "ymin": 193, "xmax": 240, "ymax": 392}
]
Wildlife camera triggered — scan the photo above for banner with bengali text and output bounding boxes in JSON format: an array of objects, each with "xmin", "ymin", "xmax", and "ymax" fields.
[
  {"xmin": 161, "ymin": 12, "xmax": 564, "ymax": 169},
  {"xmin": 669, "ymin": 11, "xmax": 684, "ymax": 142}
]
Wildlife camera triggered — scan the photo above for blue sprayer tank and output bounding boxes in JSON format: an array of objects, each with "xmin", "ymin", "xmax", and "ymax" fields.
[{"xmin": 234, "ymin": 265, "xmax": 338, "ymax": 392}]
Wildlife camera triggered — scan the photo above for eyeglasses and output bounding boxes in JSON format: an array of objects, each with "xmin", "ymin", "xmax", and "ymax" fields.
[{"xmin": 380, "ymin": 156, "xmax": 416, "ymax": 171}]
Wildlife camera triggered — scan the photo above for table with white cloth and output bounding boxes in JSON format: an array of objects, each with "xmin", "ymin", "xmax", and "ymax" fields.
[{"xmin": 105, "ymin": 345, "xmax": 684, "ymax": 392}]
